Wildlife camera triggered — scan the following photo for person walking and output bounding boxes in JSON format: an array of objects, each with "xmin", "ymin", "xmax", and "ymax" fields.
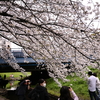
[
  {"xmin": 4, "ymin": 74, "xmax": 6, "ymax": 80},
  {"xmin": 58, "ymin": 86, "xmax": 79, "ymax": 100},
  {"xmin": 88, "ymin": 71, "xmax": 98, "ymax": 100},
  {"xmin": 28, "ymin": 78, "xmax": 50, "ymax": 100},
  {"xmin": 93, "ymin": 73, "xmax": 100, "ymax": 99}
]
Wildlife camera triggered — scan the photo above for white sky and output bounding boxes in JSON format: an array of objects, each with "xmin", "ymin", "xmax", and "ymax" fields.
[
  {"xmin": 11, "ymin": 43, "xmax": 22, "ymax": 49},
  {"xmin": 82, "ymin": 0, "xmax": 100, "ymax": 28}
]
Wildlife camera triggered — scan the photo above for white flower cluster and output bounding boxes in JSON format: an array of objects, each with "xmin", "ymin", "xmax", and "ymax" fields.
[
  {"xmin": 0, "ymin": 0, "xmax": 100, "ymax": 85},
  {"xmin": 0, "ymin": 44, "xmax": 27, "ymax": 76}
]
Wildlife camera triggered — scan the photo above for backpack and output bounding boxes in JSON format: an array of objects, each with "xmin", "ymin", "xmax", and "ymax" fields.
[{"xmin": 28, "ymin": 89, "xmax": 40, "ymax": 100}]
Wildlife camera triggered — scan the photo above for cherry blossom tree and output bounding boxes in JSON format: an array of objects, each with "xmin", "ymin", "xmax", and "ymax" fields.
[{"xmin": 0, "ymin": 0, "xmax": 100, "ymax": 86}]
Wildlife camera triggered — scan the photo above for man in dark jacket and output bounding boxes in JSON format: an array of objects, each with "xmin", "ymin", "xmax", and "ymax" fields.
[{"xmin": 28, "ymin": 79, "xmax": 50, "ymax": 100}]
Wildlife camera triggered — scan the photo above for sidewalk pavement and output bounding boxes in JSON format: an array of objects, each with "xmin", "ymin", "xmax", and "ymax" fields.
[{"xmin": 0, "ymin": 95, "xmax": 9, "ymax": 100}]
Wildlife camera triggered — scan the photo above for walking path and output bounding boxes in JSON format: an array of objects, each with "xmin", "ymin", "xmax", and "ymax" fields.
[
  {"xmin": 0, "ymin": 95, "xmax": 9, "ymax": 100},
  {"xmin": 0, "ymin": 88, "xmax": 9, "ymax": 100}
]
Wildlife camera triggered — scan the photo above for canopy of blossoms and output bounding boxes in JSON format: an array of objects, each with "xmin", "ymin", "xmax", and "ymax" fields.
[{"xmin": 0, "ymin": 0, "xmax": 100, "ymax": 86}]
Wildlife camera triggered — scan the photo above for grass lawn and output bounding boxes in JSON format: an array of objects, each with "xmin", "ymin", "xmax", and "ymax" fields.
[
  {"xmin": 0, "ymin": 72, "xmax": 31, "ymax": 79},
  {"xmin": 46, "ymin": 76, "xmax": 90, "ymax": 100},
  {"xmin": 0, "ymin": 72, "xmax": 31, "ymax": 89}
]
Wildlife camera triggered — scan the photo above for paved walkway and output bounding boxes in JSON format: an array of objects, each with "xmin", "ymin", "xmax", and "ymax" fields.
[
  {"xmin": 0, "ymin": 96, "xmax": 9, "ymax": 100},
  {"xmin": 0, "ymin": 88, "xmax": 9, "ymax": 100}
]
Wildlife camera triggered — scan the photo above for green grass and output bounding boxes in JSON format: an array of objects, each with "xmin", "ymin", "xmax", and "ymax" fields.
[
  {"xmin": 46, "ymin": 76, "xmax": 90, "ymax": 99},
  {"xmin": 46, "ymin": 78, "xmax": 60, "ymax": 96},
  {"xmin": 0, "ymin": 72, "xmax": 31, "ymax": 79},
  {"xmin": 0, "ymin": 72, "xmax": 31, "ymax": 89}
]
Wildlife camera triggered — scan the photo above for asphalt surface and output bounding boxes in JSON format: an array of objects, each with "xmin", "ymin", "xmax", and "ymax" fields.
[{"xmin": 0, "ymin": 96, "xmax": 9, "ymax": 100}]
